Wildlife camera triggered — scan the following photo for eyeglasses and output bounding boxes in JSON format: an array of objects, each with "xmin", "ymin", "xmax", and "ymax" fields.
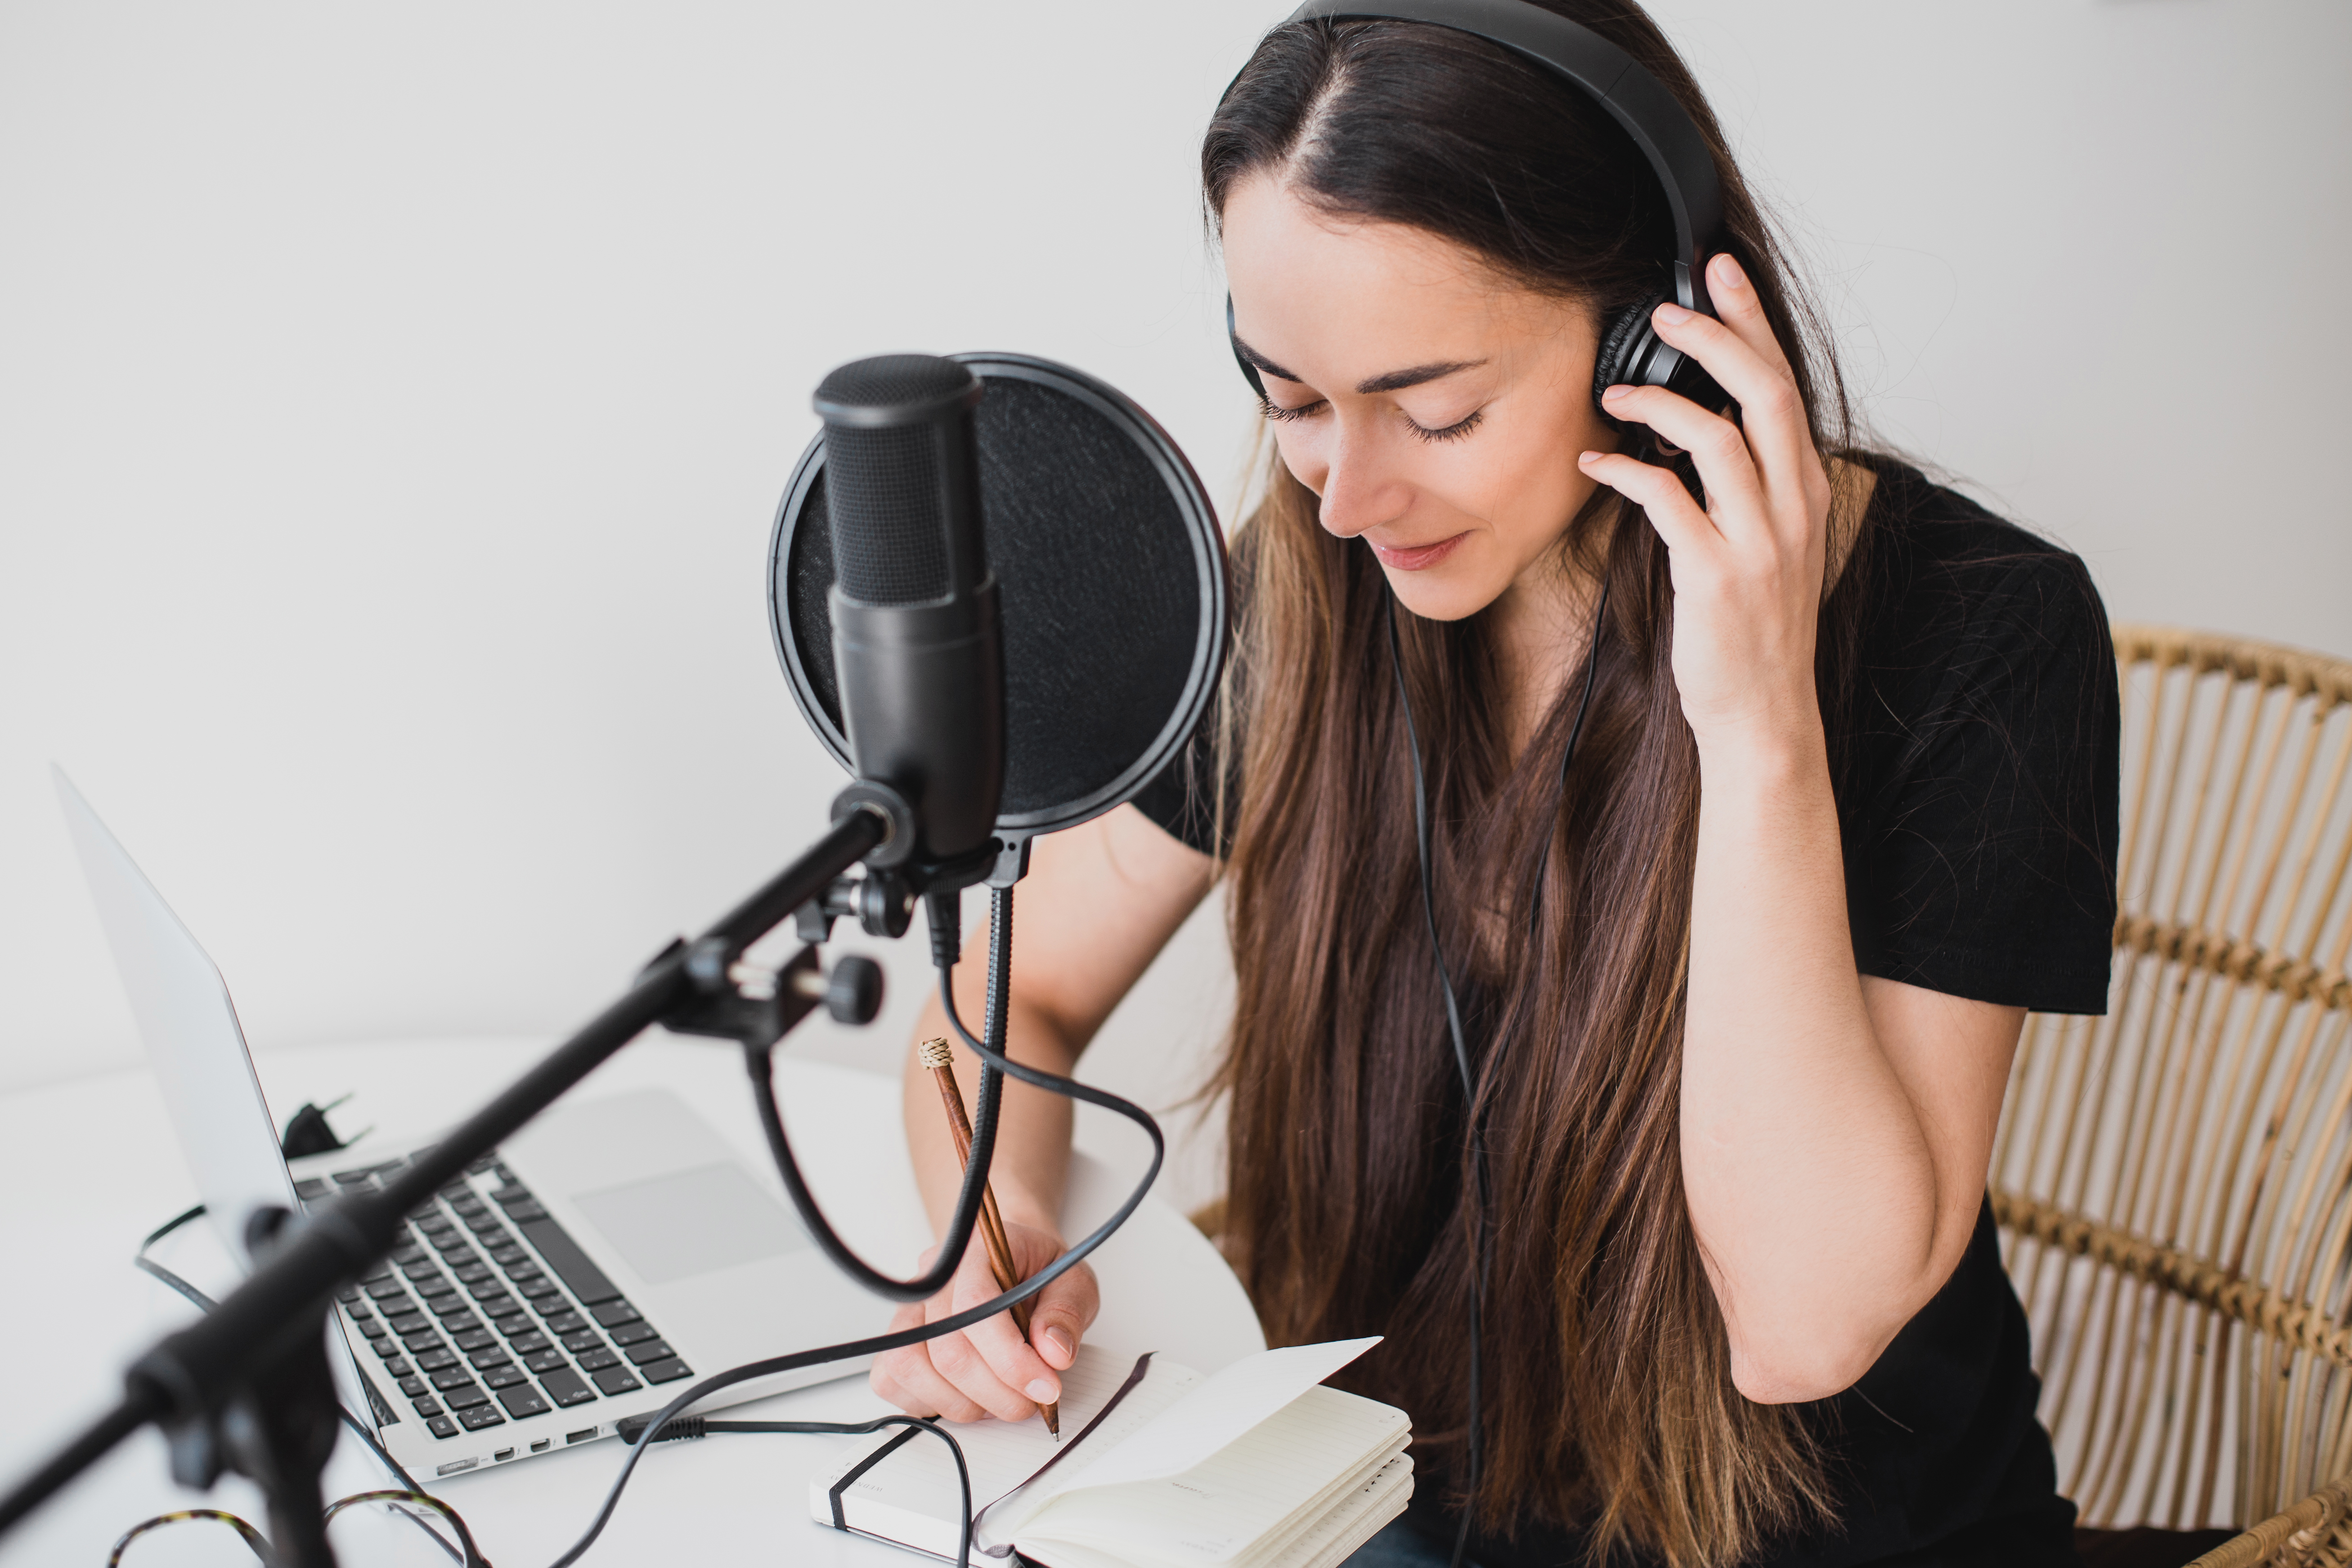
[{"xmin": 107, "ymin": 1489, "xmax": 488, "ymax": 1567}]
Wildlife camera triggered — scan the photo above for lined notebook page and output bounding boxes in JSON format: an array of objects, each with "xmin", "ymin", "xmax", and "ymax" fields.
[
  {"xmin": 1017, "ymin": 1384, "xmax": 1411, "ymax": 1567},
  {"xmin": 810, "ymin": 1346, "xmax": 1201, "ymax": 1559},
  {"xmin": 1260, "ymin": 1453, "xmax": 1413, "ymax": 1568}
]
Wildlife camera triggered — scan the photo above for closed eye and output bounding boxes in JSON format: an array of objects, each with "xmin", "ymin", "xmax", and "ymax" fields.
[
  {"xmin": 1257, "ymin": 394, "xmax": 1326, "ymax": 423},
  {"xmin": 1407, "ymin": 408, "xmax": 1484, "ymax": 444}
]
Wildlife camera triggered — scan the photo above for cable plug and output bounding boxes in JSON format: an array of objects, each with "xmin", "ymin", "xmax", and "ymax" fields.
[
  {"xmin": 279, "ymin": 1093, "xmax": 369, "ymax": 1158},
  {"xmin": 615, "ymin": 1415, "xmax": 705, "ymax": 1445},
  {"xmin": 926, "ymin": 886, "xmax": 962, "ymax": 971}
]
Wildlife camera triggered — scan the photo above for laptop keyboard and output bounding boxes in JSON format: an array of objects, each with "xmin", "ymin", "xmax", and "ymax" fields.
[{"xmin": 304, "ymin": 1151, "xmax": 693, "ymax": 1441}]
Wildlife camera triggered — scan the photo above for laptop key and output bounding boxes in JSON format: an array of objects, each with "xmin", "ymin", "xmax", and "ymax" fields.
[
  {"xmin": 371, "ymin": 1339, "xmax": 403, "ymax": 1361},
  {"xmin": 496, "ymin": 1384, "xmax": 552, "ymax": 1420},
  {"xmin": 364, "ymin": 1279, "xmax": 410, "ymax": 1302},
  {"xmin": 334, "ymin": 1286, "xmax": 363, "ymax": 1304},
  {"xmin": 453, "ymin": 1329, "xmax": 497, "ymax": 1353},
  {"xmin": 467, "ymin": 1347, "xmax": 512, "ymax": 1371},
  {"xmin": 538, "ymin": 1367, "xmax": 597, "ymax": 1407},
  {"xmin": 560, "ymin": 1330, "xmax": 604, "ymax": 1354},
  {"xmin": 440, "ymin": 1313, "xmax": 483, "ymax": 1336},
  {"xmin": 454, "ymin": 1262, "xmax": 494, "ymax": 1285},
  {"xmin": 384, "ymin": 1357, "xmax": 413, "ymax": 1378},
  {"xmin": 589, "ymin": 1366, "xmax": 642, "ymax": 1397},
  {"xmin": 524, "ymin": 1347, "xmax": 569, "ymax": 1373},
  {"xmin": 456, "ymin": 1404, "xmax": 505, "ymax": 1432},
  {"xmin": 484, "ymin": 1364, "xmax": 530, "ymax": 1390},
  {"xmin": 590, "ymin": 1302, "xmax": 642, "ymax": 1329},
  {"xmin": 519, "ymin": 1277, "xmax": 564, "ymax": 1302},
  {"xmin": 543, "ymin": 1312, "xmax": 587, "ymax": 1336},
  {"xmin": 575, "ymin": 1347, "xmax": 619, "ymax": 1372},
  {"xmin": 411, "ymin": 1396, "xmax": 442, "ymax": 1418},
  {"xmin": 398, "ymin": 1376, "xmax": 427, "ymax": 1398},
  {"xmin": 404, "ymin": 1335, "xmax": 451, "ymax": 1360},
  {"xmin": 491, "ymin": 1184, "xmax": 533, "ymax": 1205},
  {"xmin": 489, "ymin": 1245, "xmax": 531, "ymax": 1268},
  {"xmin": 443, "ymin": 1383, "xmax": 491, "ymax": 1411},
  {"xmin": 426, "ymin": 1415, "xmax": 458, "ymax": 1440},
  {"xmin": 610, "ymin": 1321, "xmax": 658, "ymax": 1347},
  {"xmin": 515, "ymin": 1218, "xmax": 624, "ymax": 1306},
  {"xmin": 502, "ymin": 1201, "xmax": 550, "ymax": 1223},
  {"xmin": 429, "ymin": 1366, "xmax": 476, "ymax": 1392},
  {"xmin": 480, "ymin": 1296, "xmax": 525, "ymax": 1321},
  {"xmin": 386, "ymin": 1313, "xmax": 429, "ymax": 1338},
  {"xmin": 414, "ymin": 1347, "xmax": 459, "ymax": 1372},
  {"xmin": 623, "ymin": 1340, "xmax": 675, "ymax": 1366},
  {"xmin": 637, "ymin": 1358, "xmax": 691, "ymax": 1385}
]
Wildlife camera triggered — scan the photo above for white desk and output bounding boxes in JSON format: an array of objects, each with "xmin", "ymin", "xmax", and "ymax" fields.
[{"xmin": 0, "ymin": 1037, "xmax": 1263, "ymax": 1565}]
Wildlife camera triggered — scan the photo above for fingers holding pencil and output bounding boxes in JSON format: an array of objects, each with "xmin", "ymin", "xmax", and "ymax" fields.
[{"xmin": 904, "ymin": 1039, "xmax": 1087, "ymax": 1439}]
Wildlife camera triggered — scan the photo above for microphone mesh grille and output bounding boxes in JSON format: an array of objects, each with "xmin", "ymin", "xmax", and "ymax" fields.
[
  {"xmin": 782, "ymin": 367, "xmax": 1205, "ymax": 826},
  {"xmin": 814, "ymin": 354, "xmax": 976, "ymax": 410},
  {"xmin": 823, "ymin": 422, "xmax": 951, "ymax": 605}
]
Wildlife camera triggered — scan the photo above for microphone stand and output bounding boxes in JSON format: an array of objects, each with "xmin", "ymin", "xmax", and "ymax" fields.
[{"xmin": 0, "ymin": 806, "xmax": 897, "ymax": 1567}]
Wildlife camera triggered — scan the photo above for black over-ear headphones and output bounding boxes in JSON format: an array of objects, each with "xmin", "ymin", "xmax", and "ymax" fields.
[{"xmin": 1222, "ymin": 0, "xmax": 1731, "ymax": 421}]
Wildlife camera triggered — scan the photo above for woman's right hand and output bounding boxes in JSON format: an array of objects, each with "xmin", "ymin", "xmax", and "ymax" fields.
[{"xmin": 868, "ymin": 1218, "xmax": 1100, "ymax": 1424}]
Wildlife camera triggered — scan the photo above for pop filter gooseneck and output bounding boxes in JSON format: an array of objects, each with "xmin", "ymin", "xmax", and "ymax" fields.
[{"xmin": 772, "ymin": 351, "xmax": 1228, "ymax": 880}]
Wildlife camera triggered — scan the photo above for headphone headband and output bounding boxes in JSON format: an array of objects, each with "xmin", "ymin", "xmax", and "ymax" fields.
[
  {"xmin": 1225, "ymin": 0, "xmax": 1734, "ymax": 417},
  {"xmin": 1265, "ymin": 0, "xmax": 1722, "ymax": 314}
]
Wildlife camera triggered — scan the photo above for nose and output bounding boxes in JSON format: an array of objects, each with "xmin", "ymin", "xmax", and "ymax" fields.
[{"xmin": 1300, "ymin": 426, "xmax": 1410, "ymax": 542}]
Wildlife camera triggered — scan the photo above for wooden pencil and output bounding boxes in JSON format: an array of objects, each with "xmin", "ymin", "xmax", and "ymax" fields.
[{"xmin": 919, "ymin": 1037, "xmax": 1060, "ymax": 1440}]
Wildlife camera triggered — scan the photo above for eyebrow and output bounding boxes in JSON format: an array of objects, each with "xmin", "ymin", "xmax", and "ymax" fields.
[{"xmin": 1232, "ymin": 336, "xmax": 1487, "ymax": 396}]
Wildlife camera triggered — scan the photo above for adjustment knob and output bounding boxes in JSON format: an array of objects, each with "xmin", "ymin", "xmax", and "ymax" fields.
[{"xmin": 826, "ymin": 956, "xmax": 884, "ymax": 1026}]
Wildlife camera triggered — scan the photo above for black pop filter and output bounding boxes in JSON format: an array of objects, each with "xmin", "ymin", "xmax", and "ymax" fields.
[{"xmin": 771, "ymin": 352, "xmax": 1226, "ymax": 850}]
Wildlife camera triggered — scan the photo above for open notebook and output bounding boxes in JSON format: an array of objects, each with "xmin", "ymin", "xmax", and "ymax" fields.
[{"xmin": 812, "ymin": 1338, "xmax": 1412, "ymax": 1568}]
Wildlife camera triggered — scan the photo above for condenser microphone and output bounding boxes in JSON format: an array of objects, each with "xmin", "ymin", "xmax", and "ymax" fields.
[
  {"xmin": 812, "ymin": 354, "xmax": 1005, "ymax": 869},
  {"xmin": 776, "ymin": 353, "xmax": 1226, "ymax": 881}
]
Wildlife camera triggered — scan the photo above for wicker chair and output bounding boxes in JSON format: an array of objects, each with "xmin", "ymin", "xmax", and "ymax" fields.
[{"xmin": 1994, "ymin": 624, "xmax": 2352, "ymax": 1568}]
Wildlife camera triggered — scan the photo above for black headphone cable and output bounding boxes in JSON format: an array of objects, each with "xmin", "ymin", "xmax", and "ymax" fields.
[{"xmin": 1386, "ymin": 563, "xmax": 1609, "ymax": 1568}]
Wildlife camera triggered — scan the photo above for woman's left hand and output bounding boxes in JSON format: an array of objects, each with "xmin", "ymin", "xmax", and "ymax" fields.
[{"xmin": 1578, "ymin": 251, "xmax": 1833, "ymax": 751}]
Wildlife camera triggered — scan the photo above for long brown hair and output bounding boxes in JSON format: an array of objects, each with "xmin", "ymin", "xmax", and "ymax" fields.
[{"xmin": 1203, "ymin": 7, "xmax": 1872, "ymax": 1564}]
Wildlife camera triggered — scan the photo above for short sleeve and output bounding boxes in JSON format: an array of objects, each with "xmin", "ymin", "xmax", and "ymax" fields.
[{"xmin": 1840, "ymin": 535, "xmax": 2122, "ymax": 1016}]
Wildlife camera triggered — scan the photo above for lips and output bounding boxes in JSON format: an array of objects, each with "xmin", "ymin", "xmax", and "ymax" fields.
[{"xmin": 1369, "ymin": 532, "xmax": 1469, "ymax": 572}]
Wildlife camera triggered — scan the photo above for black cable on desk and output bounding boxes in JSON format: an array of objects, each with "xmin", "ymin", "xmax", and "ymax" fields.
[
  {"xmin": 130, "ymin": 1205, "xmax": 466, "ymax": 1563},
  {"xmin": 547, "ymin": 880, "xmax": 1167, "ymax": 1568},
  {"xmin": 617, "ymin": 1412, "xmax": 975, "ymax": 1568}
]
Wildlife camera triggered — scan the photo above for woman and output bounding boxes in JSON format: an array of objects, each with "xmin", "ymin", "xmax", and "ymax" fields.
[{"xmin": 871, "ymin": 4, "xmax": 2118, "ymax": 1565}]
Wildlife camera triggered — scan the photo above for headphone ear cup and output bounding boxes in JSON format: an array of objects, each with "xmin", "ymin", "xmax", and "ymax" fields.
[{"xmin": 1591, "ymin": 288, "xmax": 1669, "ymax": 416}]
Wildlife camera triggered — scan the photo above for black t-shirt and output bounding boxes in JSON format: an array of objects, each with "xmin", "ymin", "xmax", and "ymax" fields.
[{"xmin": 1131, "ymin": 459, "xmax": 2120, "ymax": 1567}]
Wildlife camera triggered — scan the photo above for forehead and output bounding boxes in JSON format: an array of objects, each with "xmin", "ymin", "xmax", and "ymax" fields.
[{"xmin": 1221, "ymin": 174, "xmax": 1588, "ymax": 382}]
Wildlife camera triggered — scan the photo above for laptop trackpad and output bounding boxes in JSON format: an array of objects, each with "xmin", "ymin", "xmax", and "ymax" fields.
[{"xmin": 571, "ymin": 1163, "xmax": 812, "ymax": 1285}]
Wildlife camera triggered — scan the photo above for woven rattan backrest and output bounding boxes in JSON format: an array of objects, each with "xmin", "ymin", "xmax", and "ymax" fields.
[{"xmin": 1993, "ymin": 625, "xmax": 2352, "ymax": 1532}]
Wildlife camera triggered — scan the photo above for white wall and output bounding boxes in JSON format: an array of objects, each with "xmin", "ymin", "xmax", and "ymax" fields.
[{"xmin": 3, "ymin": 2, "xmax": 2344, "ymax": 1218}]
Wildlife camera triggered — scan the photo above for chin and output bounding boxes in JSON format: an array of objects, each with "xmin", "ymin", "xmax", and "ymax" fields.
[{"xmin": 1378, "ymin": 560, "xmax": 1507, "ymax": 623}]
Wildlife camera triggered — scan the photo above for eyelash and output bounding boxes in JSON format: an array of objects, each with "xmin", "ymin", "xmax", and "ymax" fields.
[{"xmin": 1255, "ymin": 398, "xmax": 1486, "ymax": 445}]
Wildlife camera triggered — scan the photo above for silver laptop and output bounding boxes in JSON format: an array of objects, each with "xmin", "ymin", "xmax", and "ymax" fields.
[{"xmin": 55, "ymin": 767, "xmax": 886, "ymax": 1480}]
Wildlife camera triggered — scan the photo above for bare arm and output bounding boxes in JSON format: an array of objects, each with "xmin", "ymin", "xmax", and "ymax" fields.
[
  {"xmin": 1585, "ymin": 252, "xmax": 2023, "ymax": 1403},
  {"xmin": 869, "ymin": 801, "xmax": 1217, "ymax": 1424}
]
